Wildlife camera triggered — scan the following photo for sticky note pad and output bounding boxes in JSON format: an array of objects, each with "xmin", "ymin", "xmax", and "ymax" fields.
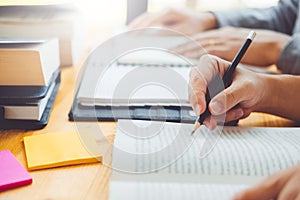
[
  {"xmin": 0, "ymin": 150, "xmax": 32, "ymax": 191},
  {"xmin": 24, "ymin": 131, "xmax": 102, "ymax": 170}
]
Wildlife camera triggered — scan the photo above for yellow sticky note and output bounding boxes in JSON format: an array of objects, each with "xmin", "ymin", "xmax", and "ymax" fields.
[{"xmin": 24, "ymin": 131, "xmax": 102, "ymax": 170}]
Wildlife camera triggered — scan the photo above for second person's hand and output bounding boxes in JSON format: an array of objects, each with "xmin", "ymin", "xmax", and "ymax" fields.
[
  {"xmin": 129, "ymin": 8, "xmax": 217, "ymax": 36},
  {"xmin": 176, "ymin": 27, "xmax": 291, "ymax": 67}
]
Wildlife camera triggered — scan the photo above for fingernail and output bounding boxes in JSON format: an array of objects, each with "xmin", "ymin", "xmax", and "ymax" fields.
[
  {"xmin": 210, "ymin": 101, "xmax": 224, "ymax": 114},
  {"xmin": 195, "ymin": 104, "xmax": 201, "ymax": 115},
  {"xmin": 236, "ymin": 109, "xmax": 244, "ymax": 119}
]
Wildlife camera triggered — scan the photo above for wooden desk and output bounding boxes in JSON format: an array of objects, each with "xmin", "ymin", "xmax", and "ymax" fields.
[{"xmin": 0, "ymin": 60, "xmax": 299, "ymax": 200}]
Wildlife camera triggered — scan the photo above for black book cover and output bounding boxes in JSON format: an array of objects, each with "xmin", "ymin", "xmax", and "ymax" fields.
[{"xmin": 0, "ymin": 70, "xmax": 61, "ymax": 130}]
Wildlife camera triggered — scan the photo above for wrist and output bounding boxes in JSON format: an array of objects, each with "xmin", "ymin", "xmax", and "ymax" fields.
[
  {"xmin": 255, "ymin": 74, "xmax": 280, "ymax": 114},
  {"xmin": 267, "ymin": 34, "xmax": 291, "ymax": 65}
]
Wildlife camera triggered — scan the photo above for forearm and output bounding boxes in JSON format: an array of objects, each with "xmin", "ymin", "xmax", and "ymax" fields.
[
  {"xmin": 212, "ymin": 0, "xmax": 298, "ymax": 34},
  {"xmin": 258, "ymin": 74, "xmax": 300, "ymax": 121}
]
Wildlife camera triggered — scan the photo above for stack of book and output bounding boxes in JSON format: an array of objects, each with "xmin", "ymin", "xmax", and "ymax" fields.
[
  {"xmin": 0, "ymin": 2, "xmax": 85, "ymax": 66},
  {"xmin": 0, "ymin": 38, "xmax": 61, "ymax": 129}
]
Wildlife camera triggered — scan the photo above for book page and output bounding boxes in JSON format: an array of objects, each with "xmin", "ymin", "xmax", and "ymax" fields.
[
  {"xmin": 117, "ymin": 49, "xmax": 196, "ymax": 67},
  {"xmin": 109, "ymin": 181, "xmax": 248, "ymax": 200},
  {"xmin": 77, "ymin": 35, "xmax": 194, "ymax": 106},
  {"xmin": 112, "ymin": 120, "xmax": 300, "ymax": 177},
  {"xmin": 78, "ymin": 63, "xmax": 190, "ymax": 106},
  {"xmin": 109, "ymin": 120, "xmax": 300, "ymax": 199}
]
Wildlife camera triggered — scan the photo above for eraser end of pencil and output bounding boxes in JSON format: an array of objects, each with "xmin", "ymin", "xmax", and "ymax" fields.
[{"xmin": 247, "ymin": 31, "xmax": 256, "ymax": 40}]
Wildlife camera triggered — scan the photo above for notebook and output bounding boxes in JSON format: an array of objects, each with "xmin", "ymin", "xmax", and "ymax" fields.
[
  {"xmin": 69, "ymin": 35, "xmax": 199, "ymax": 122},
  {"xmin": 109, "ymin": 120, "xmax": 300, "ymax": 200},
  {"xmin": 77, "ymin": 48, "xmax": 195, "ymax": 107},
  {"xmin": 77, "ymin": 62, "xmax": 191, "ymax": 107}
]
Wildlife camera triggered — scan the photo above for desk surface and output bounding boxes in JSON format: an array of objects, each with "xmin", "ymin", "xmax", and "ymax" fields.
[{"xmin": 0, "ymin": 59, "xmax": 299, "ymax": 200}]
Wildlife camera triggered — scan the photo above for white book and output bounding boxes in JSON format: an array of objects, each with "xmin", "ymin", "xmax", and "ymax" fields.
[
  {"xmin": 0, "ymin": 38, "xmax": 59, "ymax": 86},
  {"xmin": 109, "ymin": 120, "xmax": 300, "ymax": 200},
  {"xmin": 3, "ymin": 81, "xmax": 55, "ymax": 120}
]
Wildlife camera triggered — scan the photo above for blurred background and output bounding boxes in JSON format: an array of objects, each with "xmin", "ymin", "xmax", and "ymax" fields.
[
  {"xmin": 75, "ymin": 0, "xmax": 279, "ymax": 29},
  {"xmin": 71, "ymin": 0, "xmax": 279, "ymax": 48},
  {"xmin": 0, "ymin": 0, "xmax": 280, "ymax": 65}
]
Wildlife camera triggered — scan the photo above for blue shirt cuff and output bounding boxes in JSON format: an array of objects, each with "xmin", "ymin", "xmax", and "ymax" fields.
[{"xmin": 277, "ymin": 33, "xmax": 300, "ymax": 75}]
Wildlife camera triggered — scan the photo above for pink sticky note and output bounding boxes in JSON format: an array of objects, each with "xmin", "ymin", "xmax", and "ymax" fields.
[{"xmin": 0, "ymin": 150, "xmax": 32, "ymax": 191}]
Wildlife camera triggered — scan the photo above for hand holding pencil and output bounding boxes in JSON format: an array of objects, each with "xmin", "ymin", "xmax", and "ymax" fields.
[{"xmin": 188, "ymin": 31, "xmax": 276, "ymax": 130}]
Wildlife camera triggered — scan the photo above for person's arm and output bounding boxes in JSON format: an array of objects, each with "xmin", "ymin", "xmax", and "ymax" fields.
[
  {"xmin": 257, "ymin": 73, "xmax": 300, "ymax": 121},
  {"xmin": 213, "ymin": 0, "xmax": 298, "ymax": 35},
  {"xmin": 189, "ymin": 54, "xmax": 300, "ymax": 129},
  {"xmin": 277, "ymin": 33, "xmax": 300, "ymax": 75}
]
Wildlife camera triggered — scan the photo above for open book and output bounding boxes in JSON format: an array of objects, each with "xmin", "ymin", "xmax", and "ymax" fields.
[
  {"xmin": 77, "ymin": 35, "xmax": 195, "ymax": 107},
  {"xmin": 109, "ymin": 120, "xmax": 300, "ymax": 200}
]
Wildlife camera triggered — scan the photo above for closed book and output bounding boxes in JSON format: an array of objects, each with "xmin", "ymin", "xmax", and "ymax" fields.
[
  {"xmin": 0, "ymin": 38, "xmax": 60, "ymax": 86},
  {"xmin": 0, "ymin": 69, "xmax": 60, "ymax": 121},
  {"xmin": 0, "ymin": 4, "xmax": 84, "ymax": 66},
  {"xmin": 0, "ymin": 70, "xmax": 61, "ymax": 130},
  {"xmin": 2, "ymin": 80, "xmax": 55, "ymax": 120}
]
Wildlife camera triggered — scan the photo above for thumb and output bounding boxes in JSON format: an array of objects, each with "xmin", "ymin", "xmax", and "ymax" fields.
[{"xmin": 209, "ymin": 83, "xmax": 247, "ymax": 115}]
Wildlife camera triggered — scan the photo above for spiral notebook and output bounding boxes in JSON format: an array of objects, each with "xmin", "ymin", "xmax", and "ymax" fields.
[
  {"xmin": 69, "ymin": 35, "xmax": 198, "ymax": 122},
  {"xmin": 77, "ymin": 49, "xmax": 196, "ymax": 107}
]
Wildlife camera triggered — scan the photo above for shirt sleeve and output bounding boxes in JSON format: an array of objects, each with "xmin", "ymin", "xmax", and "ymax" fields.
[
  {"xmin": 277, "ymin": 34, "xmax": 300, "ymax": 75},
  {"xmin": 213, "ymin": 0, "xmax": 298, "ymax": 35}
]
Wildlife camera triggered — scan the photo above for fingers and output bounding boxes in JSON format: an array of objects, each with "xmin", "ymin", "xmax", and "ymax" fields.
[
  {"xmin": 234, "ymin": 166, "xmax": 296, "ymax": 200},
  {"xmin": 178, "ymin": 45, "xmax": 232, "ymax": 60},
  {"xmin": 172, "ymin": 28, "xmax": 247, "ymax": 61},
  {"xmin": 234, "ymin": 178, "xmax": 281, "ymax": 200},
  {"xmin": 129, "ymin": 9, "xmax": 182, "ymax": 30},
  {"xmin": 277, "ymin": 175, "xmax": 300, "ymax": 200},
  {"xmin": 277, "ymin": 165, "xmax": 300, "ymax": 200},
  {"xmin": 188, "ymin": 67, "xmax": 207, "ymax": 115},
  {"xmin": 128, "ymin": 13, "xmax": 151, "ymax": 29},
  {"xmin": 212, "ymin": 107, "xmax": 244, "ymax": 123},
  {"xmin": 173, "ymin": 38, "xmax": 239, "ymax": 61},
  {"xmin": 203, "ymin": 116, "xmax": 217, "ymax": 130},
  {"xmin": 209, "ymin": 78, "xmax": 250, "ymax": 116},
  {"xmin": 189, "ymin": 55, "xmax": 230, "ymax": 116},
  {"xmin": 199, "ymin": 107, "xmax": 244, "ymax": 130},
  {"xmin": 171, "ymin": 32, "xmax": 216, "ymax": 55}
]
